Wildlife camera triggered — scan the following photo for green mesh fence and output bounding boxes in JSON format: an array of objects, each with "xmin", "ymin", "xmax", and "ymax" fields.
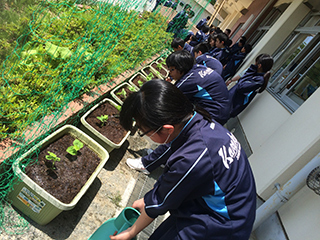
[{"xmin": 0, "ymin": 0, "xmax": 209, "ymax": 234}]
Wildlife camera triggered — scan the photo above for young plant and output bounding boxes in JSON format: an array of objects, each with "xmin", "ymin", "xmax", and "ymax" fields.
[
  {"xmin": 157, "ymin": 62, "xmax": 164, "ymax": 70},
  {"xmin": 146, "ymin": 72, "xmax": 154, "ymax": 81},
  {"xmin": 127, "ymin": 86, "xmax": 136, "ymax": 92},
  {"xmin": 45, "ymin": 151, "xmax": 61, "ymax": 169},
  {"xmin": 116, "ymin": 88, "xmax": 127, "ymax": 98},
  {"xmin": 97, "ymin": 115, "xmax": 109, "ymax": 126},
  {"xmin": 138, "ymin": 80, "xmax": 144, "ymax": 87},
  {"xmin": 115, "ymin": 105, "xmax": 121, "ymax": 111},
  {"xmin": 66, "ymin": 139, "xmax": 84, "ymax": 156}
]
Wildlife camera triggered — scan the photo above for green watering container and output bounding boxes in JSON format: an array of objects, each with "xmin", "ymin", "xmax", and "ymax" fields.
[{"xmin": 88, "ymin": 207, "xmax": 140, "ymax": 240}]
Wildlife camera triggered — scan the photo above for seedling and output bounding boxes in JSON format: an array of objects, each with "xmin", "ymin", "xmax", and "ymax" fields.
[
  {"xmin": 146, "ymin": 72, "xmax": 154, "ymax": 81},
  {"xmin": 45, "ymin": 151, "xmax": 60, "ymax": 169},
  {"xmin": 116, "ymin": 88, "xmax": 127, "ymax": 98},
  {"xmin": 127, "ymin": 86, "xmax": 136, "ymax": 92},
  {"xmin": 66, "ymin": 139, "xmax": 84, "ymax": 156},
  {"xmin": 138, "ymin": 80, "xmax": 144, "ymax": 87},
  {"xmin": 97, "ymin": 115, "xmax": 109, "ymax": 126},
  {"xmin": 115, "ymin": 105, "xmax": 121, "ymax": 111},
  {"xmin": 157, "ymin": 62, "xmax": 164, "ymax": 70}
]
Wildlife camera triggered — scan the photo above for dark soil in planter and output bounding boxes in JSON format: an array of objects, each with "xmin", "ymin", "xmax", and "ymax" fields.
[
  {"xmin": 151, "ymin": 62, "xmax": 167, "ymax": 77},
  {"xmin": 115, "ymin": 86, "xmax": 135, "ymax": 102},
  {"xmin": 142, "ymin": 67, "xmax": 156, "ymax": 80},
  {"xmin": 157, "ymin": 59, "xmax": 169, "ymax": 71},
  {"xmin": 24, "ymin": 134, "xmax": 101, "ymax": 204},
  {"xmin": 131, "ymin": 74, "xmax": 147, "ymax": 88},
  {"xmin": 85, "ymin": 100, "xmax": 127, "ymax": 144}
]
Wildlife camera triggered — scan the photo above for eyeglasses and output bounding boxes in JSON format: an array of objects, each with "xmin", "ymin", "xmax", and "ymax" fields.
[{"xmin": 138, "ymin": 126, "xmax": 162, "ymax": 137}]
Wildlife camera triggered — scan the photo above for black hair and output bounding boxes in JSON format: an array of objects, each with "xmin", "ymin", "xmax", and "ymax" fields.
[
  {"xmin": 215, "ymin": 27, "xmax": 222, "ymax": 34},
  {"xmin": 239, "ymin": 36, "xmax": 247, "ymax": 45},
  {"xmin": 184, "ymin": 3, "xmax": 191, "ymax": 10},
  {"xmin": 201, "ymin": 24, "xmax": 210, "ymax": 34},
  {"xmin": 166, "ymin": 50, "xmax": 195, "ymax": 74},
  {"xmin": 216, "ymin": 32, "xmax": 229, "ymax": 46},
  {"xmin": 225, "ymin": 39, "xmax": 233, "ymax": 47},
  {"xmin": 193, "ymin": 42, "xmax": 209, "ymax": 54},
  {"xmin": 119, "ymin": 79, "xmax": 211, "ymax": 131},
  {"xmin": 243, "ymin": 43, "xmax": 252, "ymax": 54},
  {"xmin": 206, "ymin": 16, "xmax": 210, "ymax": 20},
  {"xmin": 256, "ymin": 54, "xmax": 274, "ymax": 72},
  {"xmin": 254, "ymin": 54, "xmax": 274, "ymax": 93},
  {"xmin": 225, "ymin": 29, "xmax": 231, "ymax": 35},
  {"xmin": 171, "ymin": 38, "xmax": 185, "ymax": 49}
]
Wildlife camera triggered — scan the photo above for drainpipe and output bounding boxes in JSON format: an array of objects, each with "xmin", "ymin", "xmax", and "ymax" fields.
[{"xmin": 253, "ymin": 152, "xmax": 320, "ymax": 231}]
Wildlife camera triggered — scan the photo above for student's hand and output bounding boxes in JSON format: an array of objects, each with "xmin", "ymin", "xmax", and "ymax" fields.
[
  {"xmin": 110, "ymin": 227, "xmax": 134, "ymax": 240},
  {"xmin": 226, "ymin": 79, "xmax": 232, "ymax": 86},
  {"xmin": 165, "ymin": 77, "xmax": 172, "ymax": 82},
  {"xmin": 132, "ymin": 198, "xmax": 145, "ymax": 212}
]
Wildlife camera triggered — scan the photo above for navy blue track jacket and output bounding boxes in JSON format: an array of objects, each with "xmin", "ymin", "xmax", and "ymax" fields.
[
  {"xmin": 222, "ymin": 52, "xmax": 247, "ymax": 80},
  {"xmin": 228, "ymin": 64, "xmax": 265, "ymax": 118},
  {"xmin": 196, "ymin": 54, "xmax": 223, "ymax": 76},
  {"xmin": 209, "ymin": 47, "xmax": 230, "ymax": 66},
  {"xmin": 145, "ymin": 113, "xmax": 256, "ymax": 240},
  {"xmin": 175, "ymin": 64, "xmax": 229, "ymax": 125}
]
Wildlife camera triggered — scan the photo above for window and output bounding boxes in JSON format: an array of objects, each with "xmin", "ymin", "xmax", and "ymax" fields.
[{"xmin": 268, "ymin": 13, "xmax": 320, "ymax": 112}]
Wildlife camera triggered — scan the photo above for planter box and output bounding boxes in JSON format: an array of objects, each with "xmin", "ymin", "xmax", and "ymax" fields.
[
  {"xmin": 80, "ymin": 98, "xmax": 130, "ymax": 153},
  {"xmin": 141, "ymin": 65, "xmax": 163, "ymax": 80},
  {"xmin": 110, "ymin": 82, "xmax": 137, "ymax": 105},
  {"xmin": 7, "ymin": 125, "xmax": 109, "ymax": 225},
  {"xmin": 151, "ymin": 59, "xmax": 169, "ymax": 79},
  {"xmin": 128, "ymin": 72, "xmax": 148, "ymax": 90}
]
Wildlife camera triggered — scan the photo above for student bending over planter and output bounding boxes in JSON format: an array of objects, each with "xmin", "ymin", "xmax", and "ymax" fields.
[
  {"xmin": 126, "ymin": 50, "xmax": 230, "ymax": 175},
  {"xmin": 110, "ymin": 79, "xmax": 256, "ymax": 240}
]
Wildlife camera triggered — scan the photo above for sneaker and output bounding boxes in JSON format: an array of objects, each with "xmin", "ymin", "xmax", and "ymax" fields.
[{"xmin": 126, "ymin": 158, "xmax": 150, "ymax": 175}]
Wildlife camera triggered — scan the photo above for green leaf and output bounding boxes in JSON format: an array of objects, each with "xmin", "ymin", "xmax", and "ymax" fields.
[
  {"xmin": 73, "ymin": 139, "xmax": 84, "ymax": 151},
  {"xmin": 66, "ymin": 146, "xmax": 77, "ymax": 156}
]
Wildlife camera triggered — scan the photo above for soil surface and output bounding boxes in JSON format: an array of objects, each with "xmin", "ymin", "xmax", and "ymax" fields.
[
  {"xmin": 85, "ymin": 100, "xmax": 127, "ymax": 144},
  {"xmin": 24, "ymin": 134, "xmax": 101, "ymax": 203},
  {"xmin": 151, "ymin": 62, "xmax": 167, "ymax": 78},
  {"xmin": 142, "ymin": 67, "xmax": 157, "ymax": 80},
  {"xmin": 114, "ymin": 85, "xmax": 135, "ymax": 103},
  {"xmin": 157, "ymin": 59, "xmax": 169, "ymax": 71},
  {"xmin": 131, "ymin": 74, "xmax": 147, "ymax": 88}
]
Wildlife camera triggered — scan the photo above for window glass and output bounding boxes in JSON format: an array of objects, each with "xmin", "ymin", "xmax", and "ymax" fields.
[
  {"xmin": 271, "ymin": 34, "xmax": 313, "ymax": 83},
  {"xmin": 287, "ymin": 53, "xmax": 320, "ymax": 105},
  {"xmin": 268, "ymin": 12, "xmax": 320, "ymax": 112}
]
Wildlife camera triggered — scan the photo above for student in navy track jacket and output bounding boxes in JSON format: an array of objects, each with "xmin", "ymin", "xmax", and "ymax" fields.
[
  {"xmin": 125, "ymin": 50, "xmax": 230, "ymax": 175},
  {"xmin": 110, "ymin": 79, "xmax": 256, "ymax": 240},
  {"xmin": 228, "ymin": 54, "xmax": 273, "ymax": 118},
  {"xmin": 194, "ymin": 42, "xmax": 223, "ymax": 76}
]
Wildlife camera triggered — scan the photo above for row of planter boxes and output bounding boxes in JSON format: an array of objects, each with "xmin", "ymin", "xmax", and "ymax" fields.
[{"xmin": 7, "ymin": 54, "xmax": 170, "ymax": 225}]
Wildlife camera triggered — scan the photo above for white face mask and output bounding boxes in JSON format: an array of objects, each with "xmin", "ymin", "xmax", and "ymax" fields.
[{"xmin": 143, "ymin": 133, "xmax": 171, "ymax": 146}]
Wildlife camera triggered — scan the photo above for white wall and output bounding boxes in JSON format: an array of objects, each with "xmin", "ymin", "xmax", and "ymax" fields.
[
  {"xmin": 237, "ymin": 1, "xmax": 320, "ymax": 237},
  {"xmin": 238, "ymin": 92, "xmax": 291, "ymax": 151},
  {"xmin": 279, "ymin": 186, "xmax": 320, "ymax": 240}
]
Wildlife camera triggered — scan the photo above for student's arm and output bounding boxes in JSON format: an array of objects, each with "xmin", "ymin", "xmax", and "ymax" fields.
[
  {"xmin": 110, "ymin": 198, "xmax": 154, "ymax": 240},
  {"xmin": 226, "ymin": 75, "xmax": 241, "ymax": 86}
]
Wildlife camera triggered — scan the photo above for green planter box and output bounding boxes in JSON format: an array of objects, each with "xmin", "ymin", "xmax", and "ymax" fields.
[
  {"xmin": 80, "ymin": 98, "xmax": 131, "ymax": 153},
  {"xmin": 7, "ymin": 125, "xmax": 109, "ymax": 225}
]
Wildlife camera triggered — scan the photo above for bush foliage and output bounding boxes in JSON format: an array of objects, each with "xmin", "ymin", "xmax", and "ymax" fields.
[{"xmin": 0, "ymin": 0, "xmax": 172, "ymax": 140}]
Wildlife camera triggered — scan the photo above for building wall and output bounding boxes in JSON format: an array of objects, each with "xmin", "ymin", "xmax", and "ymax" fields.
[
  {"xmin": 234, "ymin": 0, "xmax": 320, "ymax": 238},
  {"xmin": 228, "ymin": 0, "xmax": 272, "ymax": 42}
]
